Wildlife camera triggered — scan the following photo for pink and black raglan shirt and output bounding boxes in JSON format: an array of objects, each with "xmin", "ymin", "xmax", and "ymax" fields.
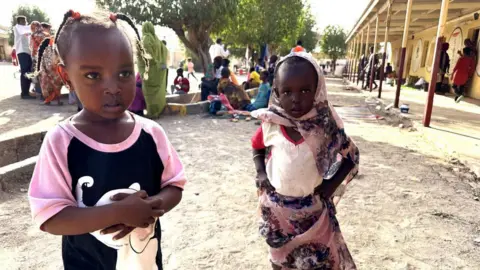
[{"xmin": 28, "ymin": 114, "xmax": 186, "ymax": 270}]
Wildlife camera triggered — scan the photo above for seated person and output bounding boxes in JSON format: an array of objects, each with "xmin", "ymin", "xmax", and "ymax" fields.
[
  {"xmin": 172, "ymin": 68, "xmax": 190, "ymax": 94},
  {"xmin": 200, "ymin": 58, "xmax": 222, "ymax": 100},
  {"xmin": 244, "ymin": 70, "xmax": 271, "ymax": 111},
  {"xmin": 243, "ymin": 67, "xmax": 261, "ymax": 90},
  {"xmin": 222, "ymin": 58, "xmax": 239, "ymax": 85},
  {"xmin": 218, "ymin": 68, "xmax": 250, "ymax": 110}
]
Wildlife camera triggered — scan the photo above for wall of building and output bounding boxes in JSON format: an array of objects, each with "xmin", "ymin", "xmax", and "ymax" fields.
[
  {"xmin": 389, "ymin": 12, "xmax": 480, "ymax": 99},
  {"xmin": 0, "ymin": 38, "xmax": 13, "ymax": 61}
]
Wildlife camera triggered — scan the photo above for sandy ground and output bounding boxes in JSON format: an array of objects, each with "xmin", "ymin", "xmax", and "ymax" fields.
[{"xmin": 0, "ymin": 79, "xmax": 479, "ymax": 269}]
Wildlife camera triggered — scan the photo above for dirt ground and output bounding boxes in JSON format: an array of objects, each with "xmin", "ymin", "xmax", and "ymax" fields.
[{"xmin": 0, "ymin": 79, "xmax": 479, "ymax": 269}]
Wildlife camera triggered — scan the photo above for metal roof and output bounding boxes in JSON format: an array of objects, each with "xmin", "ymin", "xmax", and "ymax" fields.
[{"xmin": 346, "ymin": 0, "xmax": 480, "ymax": 43}]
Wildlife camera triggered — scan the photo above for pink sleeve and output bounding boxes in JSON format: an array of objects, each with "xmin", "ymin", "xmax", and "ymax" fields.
[
  {"xmin": 141, "ymin": 119, "xmax": 187, "ymax": 190},
  {"xmin": 28, "ymin": 126, "xmax": 76, "ymax": 230}
]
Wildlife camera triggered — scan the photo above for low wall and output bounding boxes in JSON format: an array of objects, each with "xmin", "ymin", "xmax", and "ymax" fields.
[
  {"xmin": 0, "ymin": 131, "xmax": 46, "ymax": 168},
  {"xmin": 0, "ymin": 88, "xmax": 261, "ymax": 189},
  {"xmin": 163, "ymin": 88, "xmax": 259, "ymax": 116},
  {"xmin": 166, "ymin": 92, "xmax": 201, "ymax": 104}
]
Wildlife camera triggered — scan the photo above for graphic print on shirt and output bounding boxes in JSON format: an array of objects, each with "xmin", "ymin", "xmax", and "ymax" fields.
[
  {"xmin": 65, "ymin": 130, "xmax": 164, "ymax": 269},
  {"xmin": 75, "ymin": 177, "xmax": 156, "ymax": 250}
]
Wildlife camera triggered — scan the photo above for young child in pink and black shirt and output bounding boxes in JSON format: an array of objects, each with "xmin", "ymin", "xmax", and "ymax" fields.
[{"xmin": 28, "ymin": 10, "xmax": 186, "ymax": 270}]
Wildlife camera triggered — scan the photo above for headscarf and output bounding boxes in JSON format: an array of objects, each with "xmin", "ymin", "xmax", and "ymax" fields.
[
  {"xmin": 250, "ymin": 71, "xmax": 261, "ymax": 84},
  {"xmin": 251, "ymin": 52, "xmax": 359, "ymax": 197},
  {"xmin": 30, "ymin": 21, "xmax": 41, "ymax": 32}
]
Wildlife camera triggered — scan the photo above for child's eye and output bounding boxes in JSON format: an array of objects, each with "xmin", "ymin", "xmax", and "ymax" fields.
[
  {"xmin": 302, "ymin": 89, "xmax": 312, "ymax": 93},
  {"xmin": 119, "ymin": 71, "xmax": 133, "ymax": 78},
  {"xmin": 85, "ymin": 72, "xmax": 100, "ymax": 80},
  {"xmin": 282, "ymin": 91, "xmax": 292, "ymax": 96}
]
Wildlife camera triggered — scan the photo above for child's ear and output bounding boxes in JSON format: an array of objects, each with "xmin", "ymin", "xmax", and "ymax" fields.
[{"xmin": 57, "ymin": 64, "xmax": 73, "ymax": 90}]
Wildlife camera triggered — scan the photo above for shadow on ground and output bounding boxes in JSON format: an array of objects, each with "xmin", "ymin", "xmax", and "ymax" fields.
[
  {"xmin": 0, "ymin": 95, "xmax": 77, "ymax": 140},
  {"xmin": 0, "ymin": 111, "xmax": 479, "ymax": 269}
]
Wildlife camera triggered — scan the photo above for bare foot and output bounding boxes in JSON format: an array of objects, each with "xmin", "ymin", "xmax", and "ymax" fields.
[{"xmin": 57, "ymin": 101, "xmax": 64, "ymax": 106}]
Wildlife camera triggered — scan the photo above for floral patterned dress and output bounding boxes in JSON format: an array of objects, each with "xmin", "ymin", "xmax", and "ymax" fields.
[
  {"xmin": 38, "ymin": 39, "xmax": 63, "ymax": 103},
  {"xmin": 251, "ymin": 52, "xmax": 359, "ymax": 270},
  {"xmin": 30, "ymin": 26, "xmax": 46, "ymax": 73}
]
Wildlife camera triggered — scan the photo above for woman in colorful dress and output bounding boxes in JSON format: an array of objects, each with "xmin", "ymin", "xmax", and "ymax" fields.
[{"xmin": 36, "ymin": 38, "xmax": 63, "ymax": 105}]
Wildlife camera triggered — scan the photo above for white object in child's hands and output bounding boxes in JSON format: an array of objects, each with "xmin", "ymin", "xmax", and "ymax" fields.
[{"xmin": 76, "ymin": 177, "xmax": 156, "ymax": 250}]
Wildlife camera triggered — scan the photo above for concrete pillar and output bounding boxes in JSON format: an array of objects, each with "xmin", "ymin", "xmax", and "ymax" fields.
[
  {"xmin": 346, "ymin": 42, "xmax": 351, "ymax": 79},
  {"xmin": 357, "ymin": 29, "xmax": 364, "ymax": 84},
  {"xmin": 351, "ymin": 38, "xmax": 357, "ymax": 81},
  {"xmin": 423, "ymin": 0, "xmax": 449, "ymax": 127},
  {"xmin": 348, "ymin": 42, "xmax": 353, "ymax": 80},
  {"xmin": 394, "ymin": 0, "xmax": 414, "ymax": 108},
  {"xmin": 365, "ymin": 24, "xmax": 370, "ymax": 58},
  {"xmin": 352, "ymin": 36, "xmax": 358, "ymax": 83},
  {"xmin": 378, "ymin": 0, "xmax": 393, "ymax": 98},
  {"xmin": 363, "ymin": 24, "xmax": 370, "ymax": 89},
  {"xmin": 370, "ymin": 15, "xmax": 380, "ymax": 91}
]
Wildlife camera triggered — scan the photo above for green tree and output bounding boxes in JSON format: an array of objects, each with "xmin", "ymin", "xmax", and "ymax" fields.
[
  {"xmin": 8, "ymin": 5, "xmax": 50, "ymax": 46},
  {"xmin": 221, "ymin": 0, "xmax": 302, "ymax": 49},
  {"xmin": 277, "ymin": 8, "xmax": 317, "ymax": 55},
  {"xmin": 97, "ymin": 0, "xmax": 239, "ymax": 73},
  {"xmin": 320, "ymin": 25, "xmax": 347, "ymax": 72},
  {"xmin": 220, "ymin": 0, "xmax": 317, "ymax": 58}
]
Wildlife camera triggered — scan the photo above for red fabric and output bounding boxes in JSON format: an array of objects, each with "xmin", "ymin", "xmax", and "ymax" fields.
[
  {"xmin": 452, "ymin": 56, "xmax": 475, "ymax": 86},
  {"xmin": 174, "ymin": 77, "xmax": 190, "ymax": 93},
  {"xmin": 11, "ymin": 50, "xmax": 17, "ymax": 66},
  {"xmin": 251, "ymin": 127, "xmax": 265, "ymax": 150},
  {"xmin": 207, "ymin": 94, "xmax": 234, "ymax": 111}
]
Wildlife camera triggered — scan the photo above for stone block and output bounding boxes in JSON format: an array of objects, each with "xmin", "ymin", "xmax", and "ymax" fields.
[
  {"xmin": 0, "ymin": 131, "xmax": 46, "ymax": 168},
  {"xmin": 186, "ymin": 101, "xmax": 209, "ymax": 115},
  {"xmin": 166, "ymin": 92, "xmax": 201, "ymax": 104},
  {"xmin": 0, "ymin": 156, "xmax": 37, "ymax": 191}
]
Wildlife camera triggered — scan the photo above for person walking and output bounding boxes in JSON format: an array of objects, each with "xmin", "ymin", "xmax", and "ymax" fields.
[
  {"xmin": 13, "ymin": 16, "xmax": 34, "ymax": 99},
  {"xmin": 186, "ymin": 58, "xmax": 197, "ymax": 81},
  {"xmin": 452, "ymin": 47, "xmax": 475, "ymax": 103}
]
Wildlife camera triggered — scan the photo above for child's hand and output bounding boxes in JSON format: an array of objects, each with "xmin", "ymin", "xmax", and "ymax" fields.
[
  {"xmin": 100, "ymin": 224, "xmax": 134, "ymax": 240},
  {"xmin": 113, "ymin": 191, "xmax": 164, "ymax": 228},
  {"xmin": 145, "ymin": 197, "xmax": 164, "ymax": 211},
  {"xmin": 256, "ymin": 172, "xmax": 274, "ymax": 192}
]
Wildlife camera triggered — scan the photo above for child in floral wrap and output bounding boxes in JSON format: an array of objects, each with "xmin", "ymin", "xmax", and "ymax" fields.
[{"xmin": 251, "ymin": 52, "xmax": 360, "ymax": 270}]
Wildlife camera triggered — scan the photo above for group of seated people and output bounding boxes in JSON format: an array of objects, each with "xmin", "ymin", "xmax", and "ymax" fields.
[{"xmin": 200, "ymin": 56, "xmax": 272, "ymax": 114}]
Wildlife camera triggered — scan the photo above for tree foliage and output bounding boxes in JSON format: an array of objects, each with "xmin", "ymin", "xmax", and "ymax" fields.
[
  {"xmin": 97, "ymin": 0, "xmax": 239, "ymax": 72},
  {"xmin": 8, "ymin": 5, "xmax": 50, "ymax": 46},
  {"xmin": 277, "ymin": 8, "xmax": 317, "ymax": 55},
  {"xmin": 320, "ymin": 25, "xmax": 347, "ymax": 63},
  {"xmin": 220, "ymin": 0, "xmax": 317, "ymax": 57}
]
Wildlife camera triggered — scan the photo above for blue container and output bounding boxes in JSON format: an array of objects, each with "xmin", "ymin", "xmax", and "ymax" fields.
[{"xmin": 400, "ymin": 104, "xmax": 409, "ymax": 113}]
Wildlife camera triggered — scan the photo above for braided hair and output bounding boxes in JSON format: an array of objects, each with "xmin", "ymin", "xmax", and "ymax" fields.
[
  {"xmin": 116, "ymin": 13, "xmax": 149, "ymax": 80},
  {"xmin": 35, "ymin": 38, "xmax": 51, "ymax": 74},
  {"xmin": 54, "ymin": 9, "xmax": 150, "ymax": 80}
]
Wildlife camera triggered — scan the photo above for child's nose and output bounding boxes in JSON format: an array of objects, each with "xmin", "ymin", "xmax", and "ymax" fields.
[
  {"xmin": 291, "ymin": 93, "xmax": 301, "ymax": 103},
  {"xmin": 103, "ymin": 80, "xmax": 121, "ymax": 95}
]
